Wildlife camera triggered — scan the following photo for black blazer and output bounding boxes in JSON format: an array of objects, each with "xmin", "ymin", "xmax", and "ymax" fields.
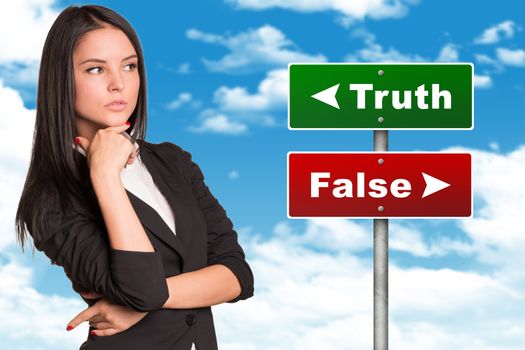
[{"xmin": 32, "ymin": 140, "xmax": 255, "ymax": 350}]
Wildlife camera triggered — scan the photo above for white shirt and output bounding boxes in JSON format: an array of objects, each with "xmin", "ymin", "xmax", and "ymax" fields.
[
  {"xmin": 73, "ymin": 141, "xmax": 176, "ymax": 235},
  {"xmin": 73, "ymin": 141, "xmax": 197, "ymax": 350}
]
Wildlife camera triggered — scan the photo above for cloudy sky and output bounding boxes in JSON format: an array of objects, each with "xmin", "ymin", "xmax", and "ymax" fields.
[{"xmin": 1, "ymin": 0, "xmax": 525, "ymax": 349}]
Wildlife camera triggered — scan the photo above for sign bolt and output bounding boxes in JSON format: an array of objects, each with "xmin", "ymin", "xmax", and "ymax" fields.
[
  {"xmin": 378, "ymin": 116, "xmax": 384, "ymax": 123},
  {"xmin": 378, "ymin": 206, "xmax": 384, "ymax": 212},
  {"xmin": 378, "ymin": 69, "xmax": 384, "ymax": 76},
  {"xmin": 378, "ymin": 159, "xmax": 384, "ymax": 165}
]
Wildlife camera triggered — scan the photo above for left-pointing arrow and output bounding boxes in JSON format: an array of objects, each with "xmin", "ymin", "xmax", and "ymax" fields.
[
  {"xmin": 422, "ymin": 172, "xmax": 451, "ymax": 198},
  {"xmin": 311, "ymin": 83, "xmax": 340, "ymax": 109}
]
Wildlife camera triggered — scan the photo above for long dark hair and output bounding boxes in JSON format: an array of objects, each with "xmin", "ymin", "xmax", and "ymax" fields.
[{"xmin": 15, "ymin": 5, "xmax": 148, "ymax": 253}]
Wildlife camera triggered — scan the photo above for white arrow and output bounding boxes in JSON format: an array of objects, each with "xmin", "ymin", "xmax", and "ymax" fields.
[
  {"xmin": 422, "ymin": 173, "xmax": 450, "ymax": 198},
  {"xmin": 311, "ymin": 83, "xmax": 340, "ymax": 109}
]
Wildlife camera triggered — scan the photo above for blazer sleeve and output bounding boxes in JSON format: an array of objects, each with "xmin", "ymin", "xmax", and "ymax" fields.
[
  {"xmin": 35, "ymin": 209, "xmax": 169, "ymax": 312},
  {"xmin": 174, "ymin": 144, "xmax": 255, "ymax": 303}
]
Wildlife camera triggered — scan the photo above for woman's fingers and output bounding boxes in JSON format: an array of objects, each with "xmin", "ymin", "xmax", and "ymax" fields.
[
  {"xmin": 118, "ymin": 127, "xmax": 136, "ymax": 165},
  {"xmin": 106, "ymin": 122, "xmax": 131, "ymax": 134},
  {"xmin": 127, "ymin": 148, "xmax": 136, "ymax": 165},
  {"xmin": 66, "ymin": 304, "xmax": 100, "ymax": 331},
  {"xmin": 75, "ymin": 136, "xmax": 91, "ymax": 155},
  {"xmin": 80, "ymin": 291, "xmax": 103, "ymax": 299},
  {"xmin": 89, "ymin": 321, "xmax": 112, "ymax": 329},
  {"xmin": 91, "ymin": 328, "xmax": 118, "ymax": 337},
  {"xmin": 106, "ymin": 123, "xmax": 131, "ymax": 144}
]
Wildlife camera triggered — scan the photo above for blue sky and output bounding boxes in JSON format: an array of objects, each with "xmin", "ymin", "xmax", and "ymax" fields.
[{"xmin": 1, "ymin": 0, "xmax": 525, "ymax": 349}]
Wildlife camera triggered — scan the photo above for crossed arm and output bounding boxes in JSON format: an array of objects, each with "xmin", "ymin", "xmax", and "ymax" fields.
[
  {"xmin": 89, "ymin": 157, "xmax": 242, "ymax": 310},
  {"xmin": 38, "ymin": 144, "xmax": 253, "ymax": 333}
]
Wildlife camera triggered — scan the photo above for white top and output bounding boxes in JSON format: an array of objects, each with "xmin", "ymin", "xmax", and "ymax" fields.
[{"xmin": 73, "ymin": 141, "xmax": 197, "ymax": 350}]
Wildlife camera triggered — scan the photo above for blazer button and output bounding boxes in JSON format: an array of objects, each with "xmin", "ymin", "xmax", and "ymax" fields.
[{"xmin": 185, "ymin": 313, "xmax": 196, "ymax": 326}]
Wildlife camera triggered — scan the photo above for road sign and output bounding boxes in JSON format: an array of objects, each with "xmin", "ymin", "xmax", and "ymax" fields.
[
  {"xmin": 288, "ymin": 63, "xmax": 473, "ymax": 130},
  {"xmin": 287, "ymin": 152, "xmax": 472, "ymax": 218}
]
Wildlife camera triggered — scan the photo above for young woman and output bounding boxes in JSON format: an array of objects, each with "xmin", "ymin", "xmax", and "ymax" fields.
[{"xmin": 14, "ymin": 5, "xmax": 254, "ymax": 350}]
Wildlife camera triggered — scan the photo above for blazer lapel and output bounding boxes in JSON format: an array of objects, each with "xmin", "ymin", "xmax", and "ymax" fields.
[{"xmin": 124, "ymin": 144, "xmax": 190, "ymax": 259}]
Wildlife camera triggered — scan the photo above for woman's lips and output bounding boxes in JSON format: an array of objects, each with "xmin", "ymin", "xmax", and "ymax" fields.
[{"xmin": 105, "ymin": 101, "xmax": 127, "ymax": 111}]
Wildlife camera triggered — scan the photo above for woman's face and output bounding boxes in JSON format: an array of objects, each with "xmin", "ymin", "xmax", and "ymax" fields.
[{"xmin": 73, "ymin": 26, "xmax": 140, "ymax": 138}]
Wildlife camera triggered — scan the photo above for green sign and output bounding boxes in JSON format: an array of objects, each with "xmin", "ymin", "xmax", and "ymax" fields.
[{"xmin": 288, "ymin": 63, "xmax": 473, "ymax": 130}]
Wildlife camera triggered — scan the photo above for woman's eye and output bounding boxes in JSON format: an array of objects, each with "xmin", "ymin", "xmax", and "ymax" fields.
[
  {"xmin": 86, "ymin": 66, "xmax": 103, "ymax": 74},
  {"xmin": 124, "ymin": 63, "xmax": 137, "ymax": 71}
]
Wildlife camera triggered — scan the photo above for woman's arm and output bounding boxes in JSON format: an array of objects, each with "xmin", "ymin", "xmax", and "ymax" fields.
[
  {"xmin": 70, "ymin": 267, "xmax": 240, "ymax": 334},
  {"xmin": 173, "ymin": 143, "xmax": 255, "ymax": 304},
  {"xmin": 90, "ymin": 172, "xmax": 155, "ymax": 252},
  {"xmin": 39, "ymin": 205, "xmax": 169, "ymax": 313},
  {"xmin": 162, "ymin": 264, "xmax": 241, "ymax": 309},
  {"xmin": 37, "ymin": 127, "xmax": 169, "ymax": 313}
]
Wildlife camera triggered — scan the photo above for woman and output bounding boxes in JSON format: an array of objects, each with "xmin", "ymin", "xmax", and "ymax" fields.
[{"xmin": 14, "ymin": 4, "xmax": 254, "ymax": 350}]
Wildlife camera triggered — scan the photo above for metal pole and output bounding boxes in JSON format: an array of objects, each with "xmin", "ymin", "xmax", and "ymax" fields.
[{"xmin": 373, "ymin": 130, "xmax": 388, "ymax": 350}]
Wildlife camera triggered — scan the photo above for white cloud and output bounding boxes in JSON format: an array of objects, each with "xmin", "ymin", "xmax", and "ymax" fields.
[
  {"xmin": 348, "ymin": 30, "xmax": 494, "ymax": 89},
  {"xmin": 274, "ymin": 219, "xmax": 475, "ymax": 258},
  {"xmin": 474, "ymin": 74, "xmax": 493, "ymax": 89},
  {"xmin": 157, "ymin": 62, "xmax": 192, "ymax": 75},
  {"xmin": 0, "ymin": 260, "xmax": 89, "ymax": 349},
  {"xmin": 444, "ymin": 146, "xmax": 525, "ymax": 283},
  {"xmin": 0, "ymin": 80, "xmax": 39, "ymax": 251},
  {"xmin": 228, "ymin": 170, "xmax": 239, "ymax": 180},
  {"xmin": 0, "ymin": 77, "xmax": 85, "ymax": 348},
  {"xmin": 189, "ymin": 68, "xmax": 287, "ymax": 134},
  {"xmin": 186, "ymin": 25, "xmax": 326, "ymax": 73},
  {"xmin": 476, "ymin": 53, "xmax": 499, "ymax": 66},
  {"xmin": 188, "ymin": 105, "xmax": 279, "ymax": 135},
  {"xmin": 436, "ymin": 43, "xmax": 459, "ymax": 62},
  {"xmin": 166, "ymin": 92, "xmax": 199, "ymax": 110},
  {"xmin": 496, "ymin": 48, "xmax": 525, "ymax": 67},
  {"xmin": 226, "ymin": 0, "xmax": 420, "ymax": 28},
  {"xmin": 0, "ymin": 0, "xmax": 60, "ymax": 85},
  {"xmin": 188, "ymin": 112, "xmax": 248, "ymax": 135},
  {"xmin": 212, "ymin": 219, "xmax": 524, "ymax": 349},
  {"xmin": 346, "ymin": 39, "xmax": 427, "ymax": 62},
  {"xmin": 489, "ymin": 142, "xmax": 500, "ymax": 152},
  {"xmin": 345, "ymin": 28, "xmax": 427, "ymax": 62},
  {"xmin": 176, "ymin": 63, "xmax": 191, "ymax": 74},
  {"xmin": 214, "ymin": 69, "xmax": 287, "ymax": 112},
  {"xmin": 389, "ymin": 223, "xmax": 475, "ymax": 257},
  {"xmin": 475, "ymin": 53, "xmax": 504, "ymax": 74},
  {"xmin": 273, "ymin": 218, "xmax": 371, "ymax": 253},
  {"xmin": 0, "ymin": 62, "xmax": 41, "ymax": 86},
  {"xmin": 474, "ymin": 20, "xmax": 517, "ymax": 45},
  {"xmin": 0, "ymin": 0, "xmax": 60, "ymax": 63}
]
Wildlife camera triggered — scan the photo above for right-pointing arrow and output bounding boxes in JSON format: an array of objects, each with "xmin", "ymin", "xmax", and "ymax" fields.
[
  {"xmin": 422, "ymin": 172, "xmax": 451, "ymax": 198},
  {"xmin": 311, "ymin": 83, "xmax": 340, "ymax": 109}
]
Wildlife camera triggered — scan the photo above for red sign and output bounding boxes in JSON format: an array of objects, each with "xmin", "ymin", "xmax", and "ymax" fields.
[{"xmin": 288, "ymin": 152, "xmax": 472, "ymax": 218}]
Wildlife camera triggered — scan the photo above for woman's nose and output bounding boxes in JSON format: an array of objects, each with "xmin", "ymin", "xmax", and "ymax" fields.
[{"xmin": 108, "ymin": 72, "xmax": 125, "ymax": 92}]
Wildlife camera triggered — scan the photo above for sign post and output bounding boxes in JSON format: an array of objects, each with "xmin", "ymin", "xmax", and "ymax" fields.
[
  {"xmin": 288, "ymin": 62, "xmax": 474, "ymax": 350},
  {"xmin": 374, "ymin": 130, "xmax": 388, "ymax": 350}
]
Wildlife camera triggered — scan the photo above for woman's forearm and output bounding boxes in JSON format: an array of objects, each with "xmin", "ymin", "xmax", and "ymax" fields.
[
  {"xmin": 90, "ymin": 172, "xmax": 155, "ymax": 252},
  {"xmin": 162, "ymin": 264, "xmax": 241, "ymax": 309}
]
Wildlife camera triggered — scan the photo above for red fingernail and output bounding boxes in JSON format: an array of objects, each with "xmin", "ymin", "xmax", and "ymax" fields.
[
  {"xmin": 67, "ymin": 325, "xmax": 74, "ymax": 331},
  {"xmin": 91, "ymin": 331, "xmax": 97, "ymax": 336},
  {"xmin": 75, "ymin": 137, "xmax": 80, "ymax": 145},
  {"xmin": 125, "ymin": 121, "xmax": 130, "ymax": 126}
]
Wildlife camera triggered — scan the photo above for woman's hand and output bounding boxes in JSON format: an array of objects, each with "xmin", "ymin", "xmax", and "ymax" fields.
[
  {"xmin": 66, "ymin": 291, "xmax": 148, "ymax": 336},
  {"xmin": 75, "ymin": 122, "xmax": 136, "ymax": 177}
]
